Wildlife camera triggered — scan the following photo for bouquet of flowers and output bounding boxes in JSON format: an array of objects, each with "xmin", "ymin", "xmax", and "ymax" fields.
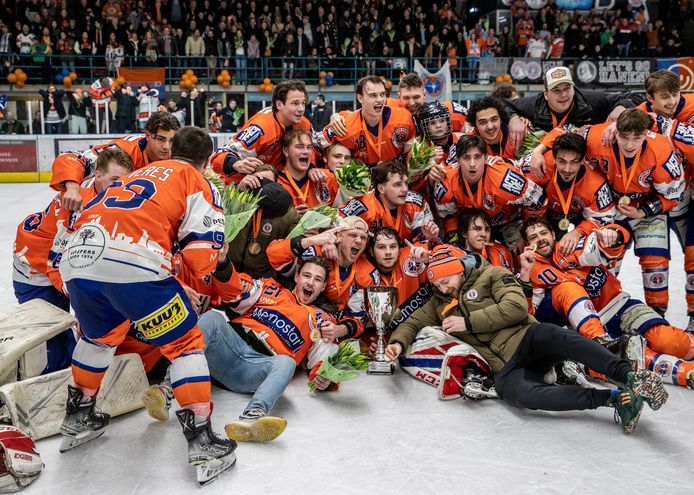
[
  {"xmin": 515, "ymin": 128, "xmax": 548, "ymax": 159},
  {"xmin": 286, "ymin": 204, "xmax": 339, "ymax": 239},
  {"xmin": 221, "ymin": 184, "xmax": 264, "ymax": 242},
  {"xmin": 334, "ymin": 159, "xmax": 371, "ymax": 197},
  {"xmin": 307, "ymin": 340, "xmax": 370, "ymax": 392},
  {"xmin": 407, "ymin": 138, "xmax": 437, "ymax": 183}
]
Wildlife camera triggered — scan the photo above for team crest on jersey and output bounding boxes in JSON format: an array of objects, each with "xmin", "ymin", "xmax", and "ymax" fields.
[
  {"xmin": 594, "ymin": 182, "xmax": 613, "ymax": 210},
  {"xmin": 637, "ymin": 169, "xmax": 652, "ymax": 187},
  {"xmin": 569, "ymin": 195, "xmax": 585, "ymax": 211},
  {"xmin": 402, "ymin": 255, "xmax": 426, "ymax": 277},
  {"xmin": 583, "ymin": 300, "xmax": 596, "ymax": 314},
  {"xmin": 315, "ymin": 182, "xmax": 331, "ymax": 204},
  {"xmin": 236, "ymin": 124, "xmax": 264, "ymax": 146},
  {"xmin": 452, "ymin": 101, "xmax": 466, "ymax": 115},
  {"xmin": 339, "ymin": 199, "xmax": 368, "ymax": 217},
  {"xmin": 135, "ymin": 293, "xmax": 189, "ymax": 340},
  {"xmin": 391, "ymin": 127, "xmax": 410, "ymax": 149},
  {"xmin": 482, "ymin": 194, "xmax": 495, "ymax": 211},
  {"xmin": 654, "ymin": 360, "xmax": 672, "ymax": 377},
  {"xmin": 67, "ymin": 226, "xmax": 106, "ymax": 268},
  {"xmin": 499, "ymin": 169, "xmax": 525, "ymax": 196},
  {"xmin": 650, "ymin": 273, "xmax": 666, "ymax": 287}
]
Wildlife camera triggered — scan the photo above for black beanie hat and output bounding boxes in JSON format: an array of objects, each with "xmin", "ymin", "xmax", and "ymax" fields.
[{"xmin": 251, "ymin": 179, "xmax": 293, "ymax": 218}]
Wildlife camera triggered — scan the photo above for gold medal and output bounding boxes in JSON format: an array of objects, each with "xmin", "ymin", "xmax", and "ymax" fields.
[
  {"xmin": 558, "ymin": 217, "xmax": 571, "ymax": 231},
  {"xmin": 529, "ymin": 243, "xmax": 538, "ymax": 252},
  {"xmin": 248, "ymin": 241, "xmax": 262, "ymax": 255},
  {"xmin": 310, "ymin": 328, "xmax": 321, "ymax": 342},
  {"xmin": 618, "ymin": 195, "xmax": 630, "ymax": 206}
]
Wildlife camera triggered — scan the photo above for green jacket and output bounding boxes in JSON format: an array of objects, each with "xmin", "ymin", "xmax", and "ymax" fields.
[
  {"xmin": 225, "ymin": 207, "xmax": 300, "ymax": 286},
  {"xmin": 390, "ymin": 254, "xmax": 535, "ymax": 374}
]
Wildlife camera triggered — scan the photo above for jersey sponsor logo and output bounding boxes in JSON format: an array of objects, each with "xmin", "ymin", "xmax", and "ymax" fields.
[
  {"xmin": 236, "ymin": 124, "xmax": 264, "ymax": 147},
  {"xmin": 67, "ymin": 226, "xmax": 106, "ymax": 269},
  {"xmin": 451, "ymin": 101, "xmax": 466, "ymax": 115},
  {"xmin": 674, "ymin": 122, "xmax": 694, "ymax": 144},
  {"xmin": 250, "ymin": 307, "xmax": 305, "ymax": 352},
  {"xmin": 325, "ymin": 127, "xmax": 337, "ymax": 141},
  {"xmin": 391, "ymin": 127, "xmax": 410, "ymax": 149},
  {"xmin": 135, "ymin": 293, "xmax": 189, "ymax": 340},
  {"xmin": 584, "ymin": 266, "xmax": 608, "ymax": 299},
  {"xmin": 405, "ymin": 191, "xmax": 423, "ymax": 207},
  {"xmin": 662, "ymin": 153, "xmax": 683, "ymax": 180},
  {"xmin": 594, "ymin": 182, "xmax": 613, "ymax": 210},
  {"xmin": 390, "ymin": 284, "xmax": 433, "ymax": 328},
  {"xmin": 301, "ymin": 246, "xmax": 317, "ymax": 259},
  {"xmin": 499, "ymin": 169, "xmax": 525, "ymax": 196},
  {"xmin": 402, "ymin": 256, "xmax": 426, "ymax": 277},
  {"xmin": 339, "ymin": 199, "xmax": 368, "ymax": 217},
  {"xmin": 433, "ymin": 181, "xmax": 448, "ymax": 201},
  {"xmin": 21, "ymin": 212, "xmax": 44, "ymax": 232}
]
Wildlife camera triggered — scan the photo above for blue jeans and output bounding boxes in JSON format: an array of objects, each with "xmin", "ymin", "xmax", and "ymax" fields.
[{"xmin": 199, "ymin": 311, "xmax": 296, "ymax": 415}]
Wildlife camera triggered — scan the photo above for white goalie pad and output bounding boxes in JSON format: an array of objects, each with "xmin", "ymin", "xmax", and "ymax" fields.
[
  {"xmin": 0, "ymin": 300, "xmax": 75, "ymax": 386},
  {"xmin": 399, "ymin": 326, "xmax": 466, "ymax": 388},
  {"xmin": 0, "ymin": 425, "xmax": 43, "ymax": 493},
  {"xmin": 0, "ymin": 354, "xmax": 148, "ymax": 441},
  {"xmin": 438, "ymin": 344, "xmax": 493, "ymax": 400}
]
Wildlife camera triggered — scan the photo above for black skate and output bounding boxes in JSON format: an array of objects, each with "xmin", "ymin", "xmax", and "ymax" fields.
[
  {"xmin": 59, "ymin": 385, "xmax": 111, "ymax": 453},
  {"xmin": 176, "ymin": 408, "xmax": 237, "ymax": 486}
]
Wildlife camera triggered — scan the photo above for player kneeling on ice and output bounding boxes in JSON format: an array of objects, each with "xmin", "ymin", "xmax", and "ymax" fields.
[
  {"xmin": 58, "ymin": 126, "xmax": 237, "ymax": 486},
  {"xmin": 385, "ymin": 244, "xmax": 669, "ymax": 433}
]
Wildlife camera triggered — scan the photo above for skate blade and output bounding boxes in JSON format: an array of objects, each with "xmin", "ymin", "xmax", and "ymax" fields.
[
  {"xmin": 59, "ymin": 429, "xmax": 105, "ymax": 453},
  {"xmin": 142, "ymin": 386, "xmax": 170, "ymax": 422},
  {"xmin": 195, "ymin": 451, "xmax": 237, "ymax": 486},
  {"xmin": 462, "ymin": 383, "xmax": 498, "ymax": 400},
  {"xmin": 225, "ymin": 416, "xmax": 287, "ymax": 442}
]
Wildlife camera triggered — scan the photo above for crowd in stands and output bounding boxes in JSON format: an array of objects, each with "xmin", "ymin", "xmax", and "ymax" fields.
[{"xmin": 0, "ymin": 0, "xmax": 692, "ymax": 85}]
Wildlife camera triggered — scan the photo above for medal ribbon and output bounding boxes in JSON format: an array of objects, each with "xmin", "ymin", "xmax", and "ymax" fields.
[
  {"xmin": 617, "ymin": 147, "xmax": 642, "ymax": 196},
  {"xmin": 251, "ymin": 208, "xmax": 262, "ymax": 242},
  {"xmin": 552, "ymin": 169, "xmax": 577, "ymax": 219},
  {"xmin": 550, "ymin": 101, "xmax": 575, "ymax": 129},
  {"xmin": 284, "ymin": 172, "xmax": 310, "ymax": 204},
  {"xmin": 361, "ymin": 112, "xmax": 383, "ymax": 163},
  {"xmin": 462, "ymin": 175, "xmax": 484, "ymax": 210},
  {"xmin": 333, "ymin": 262, "xmax": 357, "ymax": 305}
]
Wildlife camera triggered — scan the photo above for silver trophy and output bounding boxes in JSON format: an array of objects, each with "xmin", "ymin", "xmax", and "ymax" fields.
[{"xmin": 364, "ymin": 286, "xmax": 399, "ymax": 374}]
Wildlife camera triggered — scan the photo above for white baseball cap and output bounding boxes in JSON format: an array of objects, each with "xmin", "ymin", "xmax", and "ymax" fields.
[{"xmin": 545, "ymin": 66, "xmax": 574, "ymax": 90}]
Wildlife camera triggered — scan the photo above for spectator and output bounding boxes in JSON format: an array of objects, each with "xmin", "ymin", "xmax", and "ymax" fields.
[
  {"xmin": 114, "ymin": 85, "xmax": 139, "ymax": 133},
  {"xmin": 615, "ymin": 17, "xmax": 634, "ymax": 57},
  {"xmin": 208, "ymin": 101, "xmax": 223, "ymax": 132},
  {"xmin": 31, "ymin": 110, "xmax": 42, "ymax": 134},
  {"xmin": 233, "ymin": 29, "xmax": 246, "ymax": 83},
  {"xmin": 0, "ymin": 24, "xmax": 12, "ymax": 66},
  {"xmin": 66, "ymin": 88, "xmax": 91, "ymax": 134},
  {"xmin": 105, "ymin": 35, "xmax": 124, "ymax": 72},
  {"xmin": 16, "ymin": 24, "xmax": 35, "ymax": 55},
  {"xmin": 247, "ymin": 33, "xmax": 261, "ymax": 81},
  {"xmin": 38, "ymin": 84, "xmax": 66, "ymax": 134},
  {"xmin": 178, "ymin": 87, "xmax": 207, "ymax": 127},
  {"xmin": 220, "ymin": 98, "xmax": 244, "ymax": 132},
  {"xmin": 0, "ymin": 111, "xmax": 25, "ymax": 134},
  {"xmin": 137, "ymin": 86, "xmax": 160, "ymax": 129},
  {"xmin": 282, "ymin": 32, "xmax": 297, "ymax": 80},
  {"xmin": 166, "ymin": 99, "xmax": 186, "ymax": 127},
  {"xmin": 526, "ymin": 34, "xmax": 547, "ymax": 59},
  {"xmin": 185, "ymin": 28, "xmax": 205, "ymax": 68},
  {"xmin": 307, "ymin": 94, "xmax": 332, "ymax": 130}
]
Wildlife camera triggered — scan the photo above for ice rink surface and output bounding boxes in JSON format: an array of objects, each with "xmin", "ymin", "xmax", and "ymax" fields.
[{"xmin": 1, "ymin": 183, "xmax": 692, "ymax": 495}]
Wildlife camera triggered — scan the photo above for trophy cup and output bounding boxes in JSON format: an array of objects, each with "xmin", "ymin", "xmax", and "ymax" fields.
[{"xmin": 364, "ymin": 286, "xmax": 399, "ymax": 375}]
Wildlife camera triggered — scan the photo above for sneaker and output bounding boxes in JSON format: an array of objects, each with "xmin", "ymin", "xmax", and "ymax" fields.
[
  {"xmin": 59, "ymin": 385, "xmax": 111, "ymax": 452},
  {"xmin": 607, "ymin": 389, "xmax": 644, "ymax": 433},
  {"xmin": 224, "ymin": 409, "xmax": 287, "ymax": 442},
  {"xmin": 627, "ymin": 370, "xmax": 669, "ymax": 411},
  {"xmin": 176, "ymin": 408, "xmax": 237, "ymax": 486},
  {"xmin": 142, "ymin": 382, "xmax": 173, "ymax": 422}
]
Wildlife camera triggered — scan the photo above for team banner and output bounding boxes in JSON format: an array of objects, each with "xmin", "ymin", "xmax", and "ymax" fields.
[
  {"xmin": 656, "ymin": 58, "xmax": 694, "ymax": 91},
  {"xmin": 116, "ymin": 68, "xmax": 166, "ymax": 99},
  {"xmin": 480, "ymin": 57, "xmax": 512, "ymax": 83},
  {"xmin": 573, "ymin": 59, "xmax": 655, "ymax": 87},
  {"xmin": 413, "ymin": 60, "xmax": 452, "ymax": 102}
]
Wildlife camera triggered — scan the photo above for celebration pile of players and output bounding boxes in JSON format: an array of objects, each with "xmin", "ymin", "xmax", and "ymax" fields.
[{"xmin": 12, "ymin": 67, "xmax": 694, "ymax": 486}]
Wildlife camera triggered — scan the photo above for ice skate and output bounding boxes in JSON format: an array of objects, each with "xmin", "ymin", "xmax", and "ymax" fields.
[
  {"xmin": 607, "ymin": 388, "xmax": 643, "ymax": 433},
  {"xmin": 620, "ymin": 335, "xmax": 646, "ymax": 371},
  {"xmin": 224, "ymin": 409, "xmax": 287, "ymax": 442},
  {"xmin": 556, "ymin": 361, "xmax": 595, "ymax": 388},
  {"xmin": 176, "ymin": 408, "xmax": 237, "ymax": 486},
  {"xmin": 627, "ymin": 369, "xmax": 669, "ymax": 411},
  {"xmin": 461, "ymin": 371, "xmax": 497, "ymax": 400},
  {"xmin": 142, "ymin": 381, "xmax": 173, "ymax": 422},
  {"xmin": 59, "ymin": 385, "xmax": 111, "ymax": 453}
]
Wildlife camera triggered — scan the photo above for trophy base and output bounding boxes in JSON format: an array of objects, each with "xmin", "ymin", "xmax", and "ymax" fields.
[{"xmin": 367, "ymin": 360, "xmax": 394, "ymax": 375}]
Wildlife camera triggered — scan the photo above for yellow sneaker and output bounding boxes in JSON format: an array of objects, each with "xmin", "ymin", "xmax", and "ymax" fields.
[{"xmin": 224, "ymin": 410, "xmax": 287, "ymax": 442}]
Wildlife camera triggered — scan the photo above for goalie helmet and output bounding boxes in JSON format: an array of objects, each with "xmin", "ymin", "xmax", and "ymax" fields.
[
  {"xmin": 0, "ymin": 426, "xmax": 43, "ymax": 493},
  {"xmin": 414, "ymin": 101, "xmax": 452, "ymax": 144}
]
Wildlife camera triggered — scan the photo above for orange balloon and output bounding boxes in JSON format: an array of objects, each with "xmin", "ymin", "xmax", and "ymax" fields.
[
  {"xmin": 117, "ymin": 76, "xmax": 127, "ymax": 85},
  {"xmin": 69, "ymin": 71, "xmax": 78, "ymax": 81},
  {"xmin": 216, "ymin": 75, "xmax": 223, "ymax": 85},
  {"xmin": 16, "ymin": 72, "xmax": 27, "ymax": 82},
  {"xmin": 222, "ymin": 74, "xmax": 231, "ymax": 83},
  {"xmin": 189, "ymin": 75, "xmax": 198, "ymax": 85},
  {"xmin": 385, "ymin": 80, "xmax": 393, "ymax": 90},
  {"xmin": 319, "ymin": 71, "xmax": 326, "ymax": 78},
  {"xmin": 319, "ymin": 78, "xmax": 326, "ymax": 87},
  {"xmin": 63, "ymin": 76, "xmax": 72, "ymax": 87},
  {"xmin": 258, "ymin": 83, "xmax": 267, "ymax": 92},
  {"xmin": 221, "ymin": 80, "xmax": 230, "ymax": 88},
  {"xmin": 15, "ymin": 80, "xmax": 25, "ymax": 88},
  {"xmin": 263, "ymin": 77, "xmax": 271, "ymax": 84},
  {"xmin": 496, "ymin": 75, "xmax": 504, "ymax": 84},
  {"xmin": 504, "ymin": 74, "xmax": 512, "ymax": 82},
  {"xmin": 221, "ymin": 70, "xmax": 230, "ymax": 76},
  {"xmin": 266, "ymin": 83, "xmax": 274, "ymax": 92},
  {"xmin": 7, "ymin": 73, "xmax": 17, "ymax": 84},
  {"xmin": 185, "ymin": 69, "xmax": 194, "ymax": 76},
  {"xmin": 14, "ymin": 68, "xmax": 24, "ymax": 75}
]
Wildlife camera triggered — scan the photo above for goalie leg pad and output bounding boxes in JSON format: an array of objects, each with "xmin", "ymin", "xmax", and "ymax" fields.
[
  {"xmin": 438, "ymin": 343, "xmax": 493, "ymax": 400},
  {"xmin": 0, "ymin": 426, "xmax": 43, "ymax": 493},
  {"xmin": 399, "ymin": 326, "xmax": 464, "ymax": 388}
]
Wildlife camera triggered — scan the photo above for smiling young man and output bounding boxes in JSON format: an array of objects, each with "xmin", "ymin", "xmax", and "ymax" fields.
[
  {"xmin": 211, "ymin": 80, "xmax": 312, "ymax": 184},
  {"xmin": 533, "ymin": 109, "xmax": 685, "ymax": 315},
  {"xmin": 434, "ymin": 135, "xmax": 545, "ymax": 248},
  {"xmin": 457, "ymin": 212, "xmax": 514, "ymax": 272},
  {"xmin": 385, "ymin": 243, "xmax": 669, "ymax": 433},
  {"xmin": 466, "ymin": 96, "xmax": 518, "ymax": 161},
  {"xmin": 51, "ymin": 111, "xmax": 180, "ymax": 211},
  {"xmin": 314, "ymin": 75, "xmax": 416, "ymax": 167},
  {"xmin": 277, "ymin": 127, "xmax": 340, "ymax": 213},
  {"xmin": 201, "ymin": 256, "xmax": 338, "ymax": 443},
  {"xmin": 338, "ymin": 160, "xmax": 438, "ymax": 243},
  {"xmin": 522, "ymin": 218, "xmax": 694, "ymax": 388}
]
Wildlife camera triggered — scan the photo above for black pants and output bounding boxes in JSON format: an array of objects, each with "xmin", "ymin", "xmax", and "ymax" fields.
[{"xmin": 494, "ymin": 323, "xmax": 632, "ymax": 411}]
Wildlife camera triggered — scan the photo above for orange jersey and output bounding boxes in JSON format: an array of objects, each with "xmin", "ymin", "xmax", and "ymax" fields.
[
  {"xmin": 224, "ymin": 277, "xmax": 336, "ymax": 365},
  {"xmin": 654, "ymin": 115, "xmax": 694, "ymax": 167},
  {"xmin": 60, "ymin": 160, "xmax": 224, "ymax": 285},
  {"xmin": 315, "ymin": 106, "xmax": 416, "ymax": 166},
  {"xmin": 636, "ymin": 94, "xmax": 694, "ymax": 124},
  {"xmin": 433, "ymin": 160, "xmax": 546, "ymax": 236},
  {"xmin": 210, "ymin": 108, "xmax": 312, "ymax": 183},
  {"xmin": 375, "ymin": 244, "xmax": 432, "ymax": 330},
  {"xmin": 387, "ymin": 97, "xmax": 467, "ymax": 133},
  {"xmin": 337, "ymin": 190, "xmax": 434, "ymax": 242},
  {"xmin": 542, "ymin": 123, "xmax": 685, "ymax": 216},
  {"xmin": 467, "ymin": 123, "xmax": 518, "ymax": 160},
  {"xmin": 523, "ymin": 150, "xmax": 616, "ymax": 235},
  {"xmin": 277, "ymin": 168, "xmax": 340, "ymax": 208},
  {"xmin": 529, "ymin": 226, "xmax": 629, "ymax": 314}
]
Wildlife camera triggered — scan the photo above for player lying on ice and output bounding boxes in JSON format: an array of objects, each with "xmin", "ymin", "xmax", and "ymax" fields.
[{"xmin": 384, "ymin": 244, "xmax": 669, "ymax": 433}]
